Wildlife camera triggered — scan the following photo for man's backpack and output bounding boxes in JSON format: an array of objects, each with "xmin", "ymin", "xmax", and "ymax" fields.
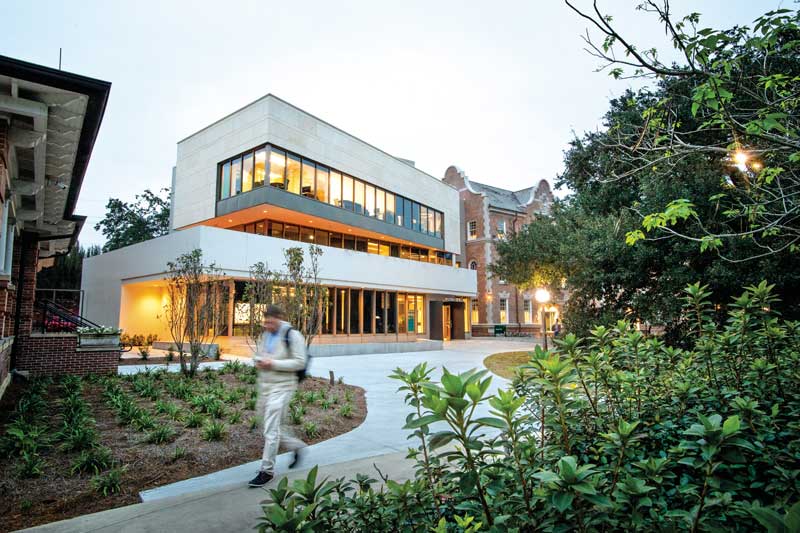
[{"xmin": 282, "ymin": 327, "xmax": 310, "ymax": 382}]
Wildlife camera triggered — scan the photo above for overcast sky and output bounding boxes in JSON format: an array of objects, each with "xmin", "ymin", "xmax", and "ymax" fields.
[{"xmin": 3, "ymin": 0, "xmax": 774, "ymax": 247}]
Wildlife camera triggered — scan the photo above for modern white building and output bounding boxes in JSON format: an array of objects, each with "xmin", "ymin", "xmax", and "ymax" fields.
[{"xmin": 81, "ymin": 95, "xmax": 477, "ymax": 354}]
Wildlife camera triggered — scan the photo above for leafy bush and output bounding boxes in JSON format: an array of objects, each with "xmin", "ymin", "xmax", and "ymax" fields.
[
  {"xmin": 184, "ymin": 413, "xmax": 206, "ymax": 429},
  {"xmin": 2, "ymin": 420, "xmax": 49, "ymax": 456},
  {"xmin": 201, "ymin": 421, "xmax": 227, "ymax": 441},
  {"xmin": 319, "ymin": 397, "xmax": 332, "ymax": 410},
  {"xmin": 302, "ymin": 391, "xmax": 318, "ymax": 404},
  {"xmin": 289, "ymin": 405, "xmax": 304, "ymax": 426},
  {"xmin": 228, "ymin": 411, "xmax": 243, "ymax": 425},
  {"xmin": 92, "ymin": 466, "xmax": 124, "ymax": 496},
  {"xmin": 171, "ymin": 446, "xmax": 187, "ymax": 462},
  {"xmin": 244, "ymin": 398, "xmax": 257, "ymax": 411},
  {"xmin": 248, "ymin": 416, "xmax": 260, "ymax": 431},
  {"xmin": 302, "ymin": 421, "xmax": 319, "ymax": 439},
  {"xmin": 166, "ymin": 346, "xmax": 175, "ymax": 362},
  {"xmin": 71, "ymin": 446, "xmax": 114, "ymax": 475},
  {"xmin": 145, "ymin": 425, "xmax": 177, "ymax": 444},
  {"xmin": 58, "ymin": 422, "xmax": 98, "ymax": 452},
  {"xmin": 132, "ymin": 411, "xmax": 156, "ymax": 431},
  {"xmin": 15, "ymin": 450, "xmax": 46, "ymax": 479},
  {"xmin": 257, "ymin": 281, "xmax": 800, "ymax": 532},
  {"xmin": 339, "ymin": 403, "xmax": 353, "ymax": 419}
]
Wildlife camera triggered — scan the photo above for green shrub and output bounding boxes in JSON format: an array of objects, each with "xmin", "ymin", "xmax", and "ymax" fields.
[
  {"xmin": 145, "ymin": 425, "xmax": 177, "ymax": 444},
  {"xmin": 344, "ymin": 389, "xmax": 354, "ymax": 403},
  {"xmin": 244, "ymin": 398, "xmax": 257, "ymax": 411},
  {"xmin": 201, "ymin": 421, "xmax": 227, "ymax": 442},
  {"xmin": 184, "ymin": 412, "xmax": 206, "ymax": 429},
  {"xmin": 302, "ymin": 391, "xmax": 318, "ymax": 404},
  {"xmin": 138, "ymin": 347, "xmax": 150, "ymax": 360},
  {"xmin": 58, "ymin": 421, "xmax": 98, "ymax": 452},
  {"xmin": 228, "ymin": 411, "xmax": 243, "ymax": 425},
  {"xmin": 302, "ymin": 421, "xmax": 319, "ymax": 439},
  {"xmin": 171, "ymin": 446, "xmax": 187, "ymax": 461},
  {"xmin": 257, "ymin": 281, "xmax": 800, "ymax": 532},
  {"xmin": 92, "ymin": 466, "xmax": 124, "ymax": 496},
  {"xmin": 71, "ymin": 446, "xmax": 113, "ymax": 475},
  {"xmin": 132, "ymin": 411, "xmax": 156, "ymax": 431},
  {"xmin": 248, "ymin": 416, "xmax": 260, "ymax": 431},
  {"xmin": 319, "ymin": 397, "xmax": 332, "ymax": 410},
  {"xmin": 15, "ymin": 450, "xmax": 46, "ymax": 478},
  {"xmin": 289, "ymin": 406, "xmax": 304, "ymax": 426},
  {"xmin": 339, "ymin": 403, "xmax": 353, "ymax": 419},
  {"xmin": 166, "ymin": 347, "xmax": 175, "ymax": 362},
  {"xmin": 2, "ymin": 420, "xmax": 49, "ymax": 456}
]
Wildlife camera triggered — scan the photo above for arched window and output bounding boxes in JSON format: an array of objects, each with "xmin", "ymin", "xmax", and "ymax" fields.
[{"xmin": 469, "ymin": 261, "xmax": 478, "ymax": 270}]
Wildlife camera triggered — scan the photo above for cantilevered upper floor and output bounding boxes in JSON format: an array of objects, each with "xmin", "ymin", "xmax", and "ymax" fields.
[{"xmin": 172, "ymin": 94, "xmax": 461, "ymax": 254}]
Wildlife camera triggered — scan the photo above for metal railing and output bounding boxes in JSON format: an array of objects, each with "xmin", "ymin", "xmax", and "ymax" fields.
[{"xmin": 33, "ymin": 298, "xmax": 101, "ymax": 334}]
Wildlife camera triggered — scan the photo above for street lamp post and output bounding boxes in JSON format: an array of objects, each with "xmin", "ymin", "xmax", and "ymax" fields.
[{"xmin": 534, "ymin": 288, "xmax": 551, "ymax": 350}]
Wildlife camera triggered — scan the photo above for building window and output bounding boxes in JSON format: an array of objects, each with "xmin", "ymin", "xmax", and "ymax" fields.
[
  {"xmin": 497, "ymin": 220, "xmax": 506, "ymax": 238},
  {"xmin": 523, "ymin": 299, "xmax": 532, "ymax": 324},
  {"xmin": 469, "ymin": 260, "xmax": 478, "ymax": 270},
  {"xmin": 467, "ymin": 220, "xmax": 477, "ymax": 240},
  {"xmin": 499, "ymin": 298, "xmax": 508, "ymax": 324},
  {"xmin": 254, "ymin": 148, "xmax": 266, "ymax": 188},
  {"xmin": 416, "ymin": 295, "xmax": 425, "ymax": 333},
  {"xmin": 363, "ymin": 290, "xmax": 374, "ymax": 334},
  {"xmin": 286, "ymin": 154, "xmax": 301, "ymax": 195},
  {"xmin": 218, "ymin": 144, "xmax": 444, "ymax": 238},
  {"xmin": 315, "ymin": 165, "xmax": 329, "ymax": 203},
  {"xmin": 471, "ymin": 299, "xmax": 479, "ymax": 324},
  {"xmin": 397, "ymin": 294, "xmax": 407, "ymax": 333},
  {"xmin": 269, "ymin": 148, "xmax": 286, "ymax": 188},
  {"xmin": 349, "ymin": 289, "xmax": 361, "ymax": 334},
  {"xmin": 329, "ymin": 170, "xmax": 342, "ymax": 207},
  {"xmin": 242, "ymin": 152, "xmax": 254, "ymax": 193}
]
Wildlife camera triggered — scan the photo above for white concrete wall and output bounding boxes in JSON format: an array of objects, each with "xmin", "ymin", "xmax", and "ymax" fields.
[
  {"xmin": 173, "ymin": 95, "xmax": 461, "ymax": 253},
  {"xmin": 81, "ymin": 225, "xmax": 477, "ymax": 330}
]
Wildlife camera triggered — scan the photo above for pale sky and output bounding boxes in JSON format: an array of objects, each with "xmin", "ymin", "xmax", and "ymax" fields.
[{"xmin": 3, "ymin": 0, "xmax": 774, "ymax": 247}]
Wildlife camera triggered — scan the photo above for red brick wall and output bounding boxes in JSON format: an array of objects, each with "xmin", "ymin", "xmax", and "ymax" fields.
[
  {"xmin": 15, "ymin": 334, "xmax": 119, "ymax": 376},
  {"xmin": 12, "ymin": 233, "xmax": 39, "ymax": 338}
]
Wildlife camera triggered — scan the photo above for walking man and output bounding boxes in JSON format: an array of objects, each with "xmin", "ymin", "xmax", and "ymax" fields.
[{"xmin": 248, "ymin": 305, "xmax": 307, "ymax": 487}]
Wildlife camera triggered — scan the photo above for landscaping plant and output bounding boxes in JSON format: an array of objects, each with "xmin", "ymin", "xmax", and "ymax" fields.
[{"xmin": 257, "ymin": 281, "xmax": 800, "ymax": 532}]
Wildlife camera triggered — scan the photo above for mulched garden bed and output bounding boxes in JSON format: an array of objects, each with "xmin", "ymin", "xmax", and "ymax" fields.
[{"xmin": 0, "ymin": 363, "xmax": 366, "ymax": 532}]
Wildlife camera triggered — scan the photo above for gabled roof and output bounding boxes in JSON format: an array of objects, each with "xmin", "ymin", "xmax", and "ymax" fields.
[{"xmin": 468, "ymin": 180, "xmax": 533, "ymax": 213}]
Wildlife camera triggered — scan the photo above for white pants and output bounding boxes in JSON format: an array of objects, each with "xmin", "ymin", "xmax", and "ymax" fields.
[{"xmin": 259, "ymin": 383, "xmax": 305, "ymax": 473}]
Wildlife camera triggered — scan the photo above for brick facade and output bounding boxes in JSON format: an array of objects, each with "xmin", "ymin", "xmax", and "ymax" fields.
[
  {"xmin": 14, "ymin": 333, "xmax": 119, "ymax": 376},
  {"xmin": 443, "ymin": 166, "xmax": 563, "ymax": 337}
]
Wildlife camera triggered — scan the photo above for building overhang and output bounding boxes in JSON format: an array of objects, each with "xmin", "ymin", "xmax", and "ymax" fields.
[{"xmin": 0, "ymin": 55, "xmax": 110, "ymax": 258}]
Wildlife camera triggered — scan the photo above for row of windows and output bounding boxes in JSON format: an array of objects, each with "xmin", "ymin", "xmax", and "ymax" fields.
[
  {"xmin": 231, "ymin": 219, "xmax": 454, "ymax": 265},
  {"xmin": 218, "ymin": 144, "xmax": 444, "ymax": 238},
  {"xmin": 472, "ymin": 298, "xmax": 537, "ymax": 324},
  {"xmin": 466, "ymin": 219, "xmax": 507, "ymax": 241}
]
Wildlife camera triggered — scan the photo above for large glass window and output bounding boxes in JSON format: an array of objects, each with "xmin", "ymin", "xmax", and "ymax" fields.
[
  {"xmin": 284, "ymin": 224, "xmax": 299, "ymax": 241},
  {"xmin": 337, "ymin": 289, "xmax": 348, "ymax": 334},
  {"xmin": 323, "ymin": 287, "xmax": 335, "ymax": 334},
  {"xmin": 412, "ymin": 202, "xmax": 420, "ymax": 232},
  {"xmin": 376, "ymin": 292, "xmax": 386, "ymax": 334},
  {"xmin": 471, "ymin": 299, "xmax": 479, "ymax": 324},
  {"xmin": 407, "ymin": 295, "xmax": 415, "ymax": 333},
  {"xmin": 231, "ymin": 157, "xmax": 242, "ymax": 196},
  {"xmin": 254, "ymin": 148, "xmax": 266, "ymax": 188},
  {"xmin": 434, "ymin": 212, "xmax": 443, "ymax": 238},
  {"xmin": 349, "ymin": 289, "xmax": 361, "ymax": 335},
  {"xmin": 269, "ymin": 148, "xmax": 286, "ymax": 188},
  {"xmin": 362, "ymin": 290, "xmax": 373, "ymax": 334},
  {"xmin": 220, "ymin": 162, "xmax": 231, "ymax": 199},
  {"xmin": 242, "ymin": 152, "xmax": 254, "ymax": 193},
  {"xmin": 301, "ymin": 159, "xmax": 315, "ymax": 198},
  {"xmin": 379, "ymin": 242, "xmax": 390, "ymax": 256},
  {"xmin": 365, "ymin": 184, "xmax": 375, "ymax": 217},
  {"xmin": 499, "ymin": 298, "xmax": 508, "ymax": 324},
  {"xmin": 286, "ymin": 154, "xmax": 301, "ymax": 194},
  {"xmin": 416, "ymin": 295, "xmax": 425, "ymax": 334},
  {"xmin": 375, "ymin": 189, "xmax": 385, "ymax": 220},
  {"xmin": 300, "ymin": 226, "xmax": 314, "ymax": 243},
  {"xmin": 355, "ymin": 238, "xmax": 368, "ymax": 253},
  {"xmin": 367, "ymin": 239, "xmax": 379, "ymax": 255},
  {"xmin": 386, "ymin": 193, "xmax": 395, "ymax": 224},
  {"xmin": 523, "ymin": 299, "xmax": 533, "ymax": 324},
  {"xmin": 344, "ymin": 234, "xmax": 356, "ymax": 250},
  {"xmin": 398, "ymin": 294, "xmax": 407, "ymax": 333},
  {"xmin": 269, "ymin": 221, "xmax": 283, "ymax": 238},
  {"xmin": 315, "ymin": 229, "xmax": 329, "ymax": 246},
  {"xmin": 342, "ymin": 175, "xmax": 354, "ymax": 210},
  {"xmin": 330, "ymin": 232, "xmax": 343, "ymax": 248},
  {"xmin": 387, "ymin": 292, "xmax": 397, "ymax": 334},
  {"xmin": 404, "ymin": 199, "xmax": 413, "ymax": 229},
  {"xmin": 354, "ymin": 180, "xmax": 365, "ymax": 215},
  {"xmin": 329, "ymin": 171, "xmax": 342, "ymax": 207},
  {"xmin": 315, "ymin": 165, "xmax": 329, "ymax": 203}
]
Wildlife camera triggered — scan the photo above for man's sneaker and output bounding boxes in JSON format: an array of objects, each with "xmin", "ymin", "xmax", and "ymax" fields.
[
  {"xmin": 248, "ymin": 471, "xmax": 273, "ymax": 487},
  {"xmin": 289, "ymin": 447, "xmax": 305, "ymax": 469}
]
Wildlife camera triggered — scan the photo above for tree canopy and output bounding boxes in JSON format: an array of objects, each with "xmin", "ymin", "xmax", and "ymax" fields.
[{"xmin": 94, "ymin": 188, "xmax": 170, "ymax": 252}]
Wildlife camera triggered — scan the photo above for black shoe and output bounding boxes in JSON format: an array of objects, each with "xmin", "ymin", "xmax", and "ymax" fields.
[
  {"xmin": 289, "ymin": 447, "xmax": 304, "ymax": 469},
  {"xmin": 248, "ymin": 471, "xmax": 273, "ymax": 487}
]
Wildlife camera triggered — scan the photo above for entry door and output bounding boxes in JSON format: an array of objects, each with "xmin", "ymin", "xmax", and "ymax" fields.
[{"xmin": 443, "ymin": 305, "xmax": 452, "ymax": 341}]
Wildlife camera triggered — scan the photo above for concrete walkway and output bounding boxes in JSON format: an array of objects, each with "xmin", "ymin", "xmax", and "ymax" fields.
[
  {"xmin": 21, "ymin": 451, "xmax": 416, "ymax": 532},
  {"xmin": 21, "ymin": 339, "xmax": 537, "ymax": 532},
  {"xmin": 138, "ymin": 339, "xmax": 534, "ymax": 501}
]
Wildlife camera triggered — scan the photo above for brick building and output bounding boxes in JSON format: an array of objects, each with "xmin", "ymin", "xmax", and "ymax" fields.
[
  {"xmin": 0, "ymin": 55, "xmax": 112, "ymax": 398},
  {"xmin": 443, "ymin": 165, "xmax": 562, "ymax": 337}
]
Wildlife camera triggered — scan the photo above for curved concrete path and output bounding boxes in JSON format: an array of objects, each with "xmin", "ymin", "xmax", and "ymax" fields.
[{"xmin": 21, "ymin": 339, "xmax": 537, "ymax": 532}]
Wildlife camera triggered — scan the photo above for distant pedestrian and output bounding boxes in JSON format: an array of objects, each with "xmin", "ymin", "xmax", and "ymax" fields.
[
  {"xmin": 552, "ymin": 319, "xmax": 562, "ymax": 338},
  {"xmin": 248, "ymin": 305, "xmax": 307, "ymax": 488}
]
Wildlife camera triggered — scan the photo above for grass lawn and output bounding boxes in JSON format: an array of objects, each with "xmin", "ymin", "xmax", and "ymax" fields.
[
  {"xmin": 483, "ymin": 351, "xmax": 532, "ymax": 379},
  {"xmin": 0, "ymin": 362, "xmax": 366, "ymax": 532}
]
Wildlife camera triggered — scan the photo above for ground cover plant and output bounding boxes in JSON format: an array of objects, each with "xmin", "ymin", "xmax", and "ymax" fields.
[
  {"xmin": 0, "ymin": 363, "xmax": 366, "ymax": 532},
  {"xmin": 257, "ymin": 281, "xmax": 799, "ymax": 532}
]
